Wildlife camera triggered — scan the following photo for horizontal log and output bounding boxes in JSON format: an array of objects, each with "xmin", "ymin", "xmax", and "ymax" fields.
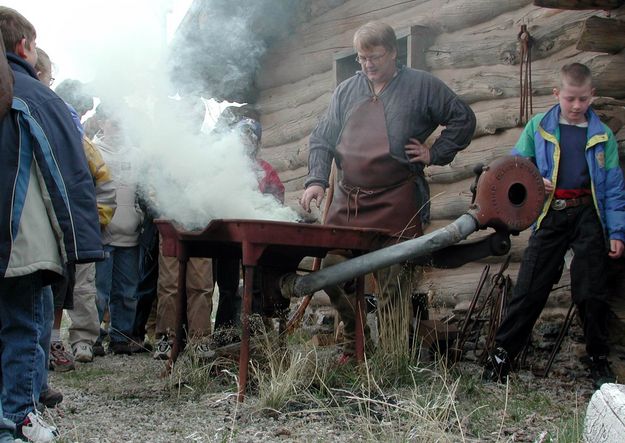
[
  {"xmin": 434, "ymin": 50, "xmax": 625, "ymax": 104},
  {"xmin": 577, "ymin": 15, "xmax": 625, "ymax": 54},
  {"xmin": 428, "ymin": 0, "xmax": 533, "ymax": 33},
  {"xmin": 279, "ymin": 166, "xmax": 309, "ymax": 192},
  {"xmin": 429, "ymin": 177, "xmax": 474, "ymax": 220},
  {"xmin": 416, "ymin": 260, "xmax": 571, "ymax": 308},
  {"xmin": 259, "ymin": 136, "xmax": 309, "ymax": 173},
  {"xmin": 261, "ymin": 92, "xmax": 331, "ymax": 148},
  {"xmin": 426, "ymin": 7, "xmax": 592, "ymax": 69},
  {"xmin": 586, "ymin": 52, "xmax": 625, "ymax": 98},
  {"xmin": 306, "ymin": 0, "xmax": 350, "ymax": 20},
  {"xmin": 257, "ymin": 0, "xmax": 532, "ymax": 90},
  {"xmin": 257, "ymin": 71, "xmax": 334, "ymax": 115},
  {"xmin": 426, "ymin": 129, "xmax": 523, "ymax": 184},
  {"xmin": 472, "ymin": 95, "xmax": 556, "ymax": 138},
  {"xmin": 533, "ymin": 0, "xmax": 624, "ymax": 9}
]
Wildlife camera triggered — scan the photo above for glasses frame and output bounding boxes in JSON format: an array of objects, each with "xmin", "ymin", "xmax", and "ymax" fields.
[{"xmin": 355, "ymin": 50, "xmax": 388, "ymax": 65}]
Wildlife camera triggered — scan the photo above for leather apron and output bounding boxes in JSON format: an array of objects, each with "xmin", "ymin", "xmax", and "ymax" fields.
[{"xmin": 325, "ymin": 97, "xmax": 422, "ymax": 239}]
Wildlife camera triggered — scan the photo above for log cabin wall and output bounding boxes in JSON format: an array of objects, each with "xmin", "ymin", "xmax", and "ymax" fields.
[{"xmin": 254, "ymin": 0, "xmax": 625, "ymax": 315}]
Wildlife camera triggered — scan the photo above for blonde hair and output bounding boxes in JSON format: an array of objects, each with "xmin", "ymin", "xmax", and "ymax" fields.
[
  {"xmin": 560, "ymin": 63, "xmax": 592, "ymax": 87},
  {"xmin": 353, "ymin": 21, "xmax": 397, "ymax": 53},
  {"xmin": 35, "ymin": 47, "xmax": 51, "ymax": 77}
]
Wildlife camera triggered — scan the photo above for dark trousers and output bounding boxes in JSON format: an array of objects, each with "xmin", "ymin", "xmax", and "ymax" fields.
[
  {"xmin": 496, "ymin": 204, "xmax": 610, "ymax": 360},
  {"xmin": 213, "ymin": 259, "xmax": 263, "ymax": 331},
  {"xmin": 214, "ymin": 258, "xmax": 242, "ymax": 330},
  {"xmin": 132, "ymin": 227, "xmax": 159, "ymax": 339}
]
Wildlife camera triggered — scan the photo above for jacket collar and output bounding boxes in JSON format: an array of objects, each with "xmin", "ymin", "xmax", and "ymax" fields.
[
  {"xmin": 540, "ymin": 103, "xmax": 606, "ymax": 140},
  {"xmin": 7, "ymin": 52, "xmax": 38, "ymax": 79}
]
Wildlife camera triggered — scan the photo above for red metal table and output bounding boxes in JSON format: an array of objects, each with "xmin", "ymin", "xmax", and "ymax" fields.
[{"xmin": 155, "ymin": 219, "xmax": 389, "ymax": 401}]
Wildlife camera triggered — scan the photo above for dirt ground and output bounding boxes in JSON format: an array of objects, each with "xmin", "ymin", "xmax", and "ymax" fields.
[{"xmin": 42, "ymin": 332, "xmax": 614, "ymax": 443}]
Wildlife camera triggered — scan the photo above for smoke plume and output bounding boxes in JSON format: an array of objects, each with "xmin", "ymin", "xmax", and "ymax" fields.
[{"xmin": 47, "ymin": 0, "xmax": 301, "ymax": 229}]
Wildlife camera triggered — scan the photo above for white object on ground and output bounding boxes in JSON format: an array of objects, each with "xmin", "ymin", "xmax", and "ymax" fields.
[{"xmin": 584, "ymin": 383, "xmax": 625, "ymax": 442}]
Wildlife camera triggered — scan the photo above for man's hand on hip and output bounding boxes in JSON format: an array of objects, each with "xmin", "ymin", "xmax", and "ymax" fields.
[{"xmin": 405, "ymin": 138, "xmax": 431, "ymax": 165}]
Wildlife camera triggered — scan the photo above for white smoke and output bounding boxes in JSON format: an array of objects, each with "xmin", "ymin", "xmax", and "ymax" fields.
[
  {"xmin": 47, "ymin": 0, "xmax": 298, "ymax": 229},
  {"xmin": 127, "ymin": 105, "xmax": 297, "ymax": 229}
]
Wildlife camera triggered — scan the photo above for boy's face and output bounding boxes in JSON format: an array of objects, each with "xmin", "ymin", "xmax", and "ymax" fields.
[{"xmin": 553, "ymin": 80, "xmax": 594, "ymax": 124}]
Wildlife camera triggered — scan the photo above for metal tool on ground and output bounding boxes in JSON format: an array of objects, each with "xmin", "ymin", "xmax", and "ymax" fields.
[
  {"xmin": 519, "ymin": 301, "xmax": 577, "ymax": 378},
  {"xmin": 453, "ymin": 256, "xmax": 512, "ymax": 364}
]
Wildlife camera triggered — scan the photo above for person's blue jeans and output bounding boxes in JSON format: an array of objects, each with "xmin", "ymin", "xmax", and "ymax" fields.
[
  {"xmin": 96, "ymin": 245, "xmax": 139, "ymax": 344},
  {"xmin": 0, "ymin": 274, "xmax": 46, "ymax": 424},
  {"xmin": 40, "ymin": 286, "xmax": 54, "ymax": 393},
  {"xmin": 0, "ymin": 397, "xmax": 15, "ymax": 441}
]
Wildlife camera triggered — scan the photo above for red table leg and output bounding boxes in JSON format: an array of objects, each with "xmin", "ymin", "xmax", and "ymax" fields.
[{"xmin": 238, "ymin": 265, "xmax": 254, "ymax": 402}]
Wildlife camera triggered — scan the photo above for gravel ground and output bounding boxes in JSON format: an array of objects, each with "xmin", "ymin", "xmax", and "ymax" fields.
[
  {"xmin": 46, "ymin": 351, "xmax": 361, "ymax": 443},
  {"xmin": 41, "ymin": 308, "xmax": 623, "ymax": 443},
  {"xmin": 42, "ymin": 341, "xmax": 607, "ymax": 443}
]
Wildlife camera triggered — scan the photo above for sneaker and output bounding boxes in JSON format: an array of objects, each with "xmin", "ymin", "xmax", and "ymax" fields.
[
  {"xmin": 153, "ymin": 336, "xmax": 171, "ymax": 360},
  {"xmin": 92, "ymin": 342, "xmax": 106, "ymax": 357},
  {"xmin": 482, "ymin": 346, "xmax": 511, "ymax": 383},
  {"xmin": 72, "ymin": 342, "xmax": 94, "ymax": 363},
  {"xmin": 39, "ymin": 387, "xmax": 63, "ymax": 409},
  {"xmin": 109, "ymin": 341, "xmax": 132, "ymax": 355},
  {"xmin": 192, "ymin": 341, "xmax": 215, "ymax": 360},
  {"xmin": 18, "ymin": 411, "xmax": 58, "ymax": 442},
  {"xmin": 49, "ymin": 341, "xmax": 75, "ymax": 372},
  {"xmin": 589, "ymin": 355, "xmax": 616, "ymax": 389}
]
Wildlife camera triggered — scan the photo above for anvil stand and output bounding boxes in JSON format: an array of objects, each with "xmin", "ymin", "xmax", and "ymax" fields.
[{"xmin": 155, "ymin": 219, "xmax": 389, "ymax": 401}]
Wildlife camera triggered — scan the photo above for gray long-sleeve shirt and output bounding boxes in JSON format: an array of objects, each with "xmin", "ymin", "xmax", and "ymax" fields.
[{"xmin": 306, "ymin": 65, "xmax": 476, "ymax": 190}]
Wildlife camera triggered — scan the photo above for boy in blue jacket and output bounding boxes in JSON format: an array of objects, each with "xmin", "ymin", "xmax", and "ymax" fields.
[{"xmin": 483, "ymin": 63, "xmax": 625, "ymax": 388}]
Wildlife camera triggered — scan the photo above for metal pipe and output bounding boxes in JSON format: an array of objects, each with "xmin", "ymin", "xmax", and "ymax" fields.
[
  {"xmin": 281, "ymin": 213, "xmax": 479, "ymax": 298},
  {"xmin": 280, "ymin": 156, "xmax": 545, "ymax": 300}
]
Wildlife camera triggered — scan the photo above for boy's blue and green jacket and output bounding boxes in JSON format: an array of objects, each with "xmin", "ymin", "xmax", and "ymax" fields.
[{"xmin": 512, "ymin": 104, "xmax": 625, "ymax": 242}]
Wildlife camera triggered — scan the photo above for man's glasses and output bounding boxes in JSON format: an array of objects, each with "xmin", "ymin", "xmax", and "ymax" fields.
[{"xmin": 355, "ymin": 51, "xmax": 387, "ymax": 65}]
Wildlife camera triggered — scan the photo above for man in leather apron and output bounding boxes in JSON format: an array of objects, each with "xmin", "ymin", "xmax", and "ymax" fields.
[{"xmin": 301, "ymin": 21, "xmax": 476, "ymax": 359}]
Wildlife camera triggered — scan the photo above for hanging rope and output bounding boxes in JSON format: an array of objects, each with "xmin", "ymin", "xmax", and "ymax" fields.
[{"xmin": 518, "ymin": 24, "xmax": 534, "ymax": 126}]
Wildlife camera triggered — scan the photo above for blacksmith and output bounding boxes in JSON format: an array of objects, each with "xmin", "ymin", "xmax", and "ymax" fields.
[{"xmin": 300, "ymin": 21, "xmax": 476, "ymax": 359}]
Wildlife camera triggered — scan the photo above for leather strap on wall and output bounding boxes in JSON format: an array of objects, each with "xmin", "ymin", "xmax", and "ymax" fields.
[{"xmin": 518, "ymin": 24, "xmax": 534, "ymax": 126}]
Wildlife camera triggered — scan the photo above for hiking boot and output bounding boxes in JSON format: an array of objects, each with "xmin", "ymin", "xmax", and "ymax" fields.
[
  {"xmin": 17, "ymin": 411, "xmax": 58, "ymax": 442},
  {"xmin": 92, "ymin": 342, "xmax": 106, "ymax": 357},
  {"xmin": 39, "ymin": 386, "xmax": 63, "ymax": 409},
  {"xmin": 72, "ymin": 342, "xmax": 94, "ymax": 363},
  {"xmin": 589, "ymin": 355, "xmax": 616, "ymax": 389},
  {"xmin": 129, "ymin": 337, "xmax": 148, "ymax": 354},
  {"xmin": 49, "ymin": 341, "xmax": 75, "ymax": 372},
  {"xmin": 482, "ymin": 346, "xmax": 511, "ymax": 383},
  {"xmin": 109, "ymin": 341, "xmax": 132, "ymax": 355},
  {"xmin": 143, "ymin": 337, "xmax": 155, "ymax": 352},
  {"xmin": 153, "ymin": 336, "xmax": 171, "ymax": 360}
]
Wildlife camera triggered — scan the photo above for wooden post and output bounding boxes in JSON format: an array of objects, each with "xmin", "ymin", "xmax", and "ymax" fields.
[
  {"xmin": 406, "ymin": 25, "xmax": 433, "ymax": 71},
  {"xmin": 533, "ymin": 0, "xmax": 624, "ymax": 9},
  {"xmin": 577, "ymin": 16, "xmax": 625, "ymax": 54}
]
